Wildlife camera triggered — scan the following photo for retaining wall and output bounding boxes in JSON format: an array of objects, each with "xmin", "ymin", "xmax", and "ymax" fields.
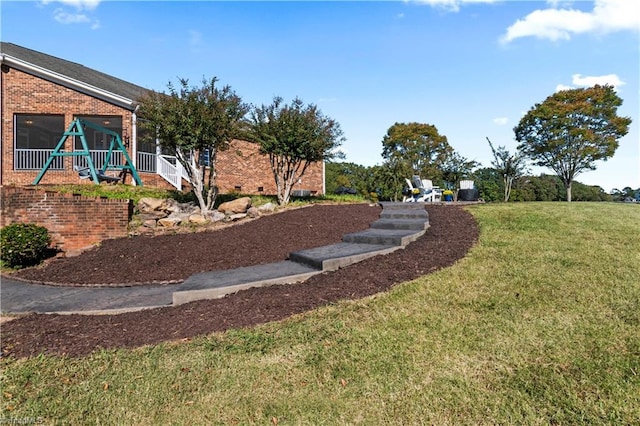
[{"xmin": 1, "ymin": 186, "xmax": 131, "ymax": 252}]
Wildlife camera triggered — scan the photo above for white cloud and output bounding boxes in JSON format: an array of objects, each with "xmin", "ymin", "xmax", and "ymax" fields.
[
  {"xmin": 572, "ymin": 73, "xmax": 625, "ymax": 88},
  {"xmin": 41, "ymin": 0, "xmax": 101, "ymax": 11},
  {"xmin": 555, "ymin": 83, "xmax": 574, "ymax": 91},
  {"xmin": 556, "ymin": 73, "xmax": 626, "ymax": 92},
  {"xmin": 43, "ymin": 0, "xmax": 101, "ymax": 28},
  {"xmin": 501, "ymin": 0, "xmax": 640, "ymax": 43},
  {"xmin": 492, "ymin": 117, "xmax": 508, "ymax": 125},
  {"xmin": 53, "ymin": 9, "xmax": 90, "ymax": 24},
  {"xmin": 409, "ymin": 0, "xmax": 497, "ymax": 13}
]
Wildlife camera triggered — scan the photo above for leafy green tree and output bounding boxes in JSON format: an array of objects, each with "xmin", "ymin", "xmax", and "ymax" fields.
[
  {"xmin": 381, "ymin": 122, "xmax": 452, "ymax": 181},
  {"xmin": 247, "ymin": 97, "xmax": 345, "ymax": 205},
  {"xmin": 486, "ymin": 137, "xmax": 528, "ymax": 202},
  {"xmin": 571, "ymin": 182, "xmax": 611, "ymax": 202},
  {"xmin": 472, "ymin": 167, "xmax": 502, "ymax": 202},
  {"xmin": 515, "ymin": 85, "xmax": 631, "ymax": 202},
  {"xmin": 440, "ymin": 152, "xmax": 480, "ymax": 197},
  {"xmin": 137, "ymin": 77, "xmax": 248, "ymax": 214},
  {"xmin": 621, "ymin": 186, "xmax": 637, "ymax": 200},
  {"xmin": 325, "ymin": 162, "xmax": 369, "ymax": 195},
  {"xmin": 372, "ymin": 161, "xmax": 409, "ymax": 202},
  {"xmin": 534, "ymin": 174, "xmax": 563, "ymax": 201},
  {"xmin": 611, "ymin": 187, "xmax": 640, "ymax": 202}
]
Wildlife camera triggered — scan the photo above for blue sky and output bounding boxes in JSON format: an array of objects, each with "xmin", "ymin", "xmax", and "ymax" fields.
[{"xmin": 2, "ymin": 0, "xmax": 638, "ymax": 192}]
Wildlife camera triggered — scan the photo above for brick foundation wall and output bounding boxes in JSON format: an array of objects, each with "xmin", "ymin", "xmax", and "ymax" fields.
[
  {"xmin": 216, "ymin": 140, "xmax": 324, "ymax": 195},
  {"xmin": 1, "ymin": 186, "xmax": 131, "ymax": 252}
]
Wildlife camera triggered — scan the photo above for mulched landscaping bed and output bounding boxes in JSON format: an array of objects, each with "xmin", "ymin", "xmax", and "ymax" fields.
[{"xmin": 1, "ymin": 204, "xmax": 478, "ymax": 359}]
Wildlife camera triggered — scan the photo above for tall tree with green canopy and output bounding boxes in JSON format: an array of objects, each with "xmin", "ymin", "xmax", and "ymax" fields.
[
  {"xmin": 472, "ymin": 167, "xmax": 502, "ymax": 202},
  {"xmin": 381, "ymin": 122, "xmax": 452, "ymax": 181},
  {"xmin": 247, "ymin": 97, "xmax": 345, "ymax": 205},
  {"xmin": 137, "ymin": 77, "xmax": 249, "ymax": 214},
  {"xmin": 486, "ymin": 137, "xmax": 528, "ymax": 202},
  {"xmin": 440, "ymin": 152, "xmax": 479, "ymax": 197},
  {"xmin": 514, "ymin": 85, "xmax": 631, "ymax": 202}
]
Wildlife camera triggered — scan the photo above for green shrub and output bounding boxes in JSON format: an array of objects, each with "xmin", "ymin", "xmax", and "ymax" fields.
[{"xmin": 0, "ymin": 223, "xmax": 51, "ymax": 269}]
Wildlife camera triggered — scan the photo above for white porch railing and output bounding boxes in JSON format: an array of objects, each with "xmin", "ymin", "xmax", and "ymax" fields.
[
  {"xmin": 14, "ymin": 149, "xmax": 64, "ymax": 170},
  {"xmin": 137, "ymin": 151, "xmax": 156, "ymax": 173},
  {"xmin": 72, "ymin": 150, "xmax": 124, "ymax": 170},
  {"xmin": 14, "ymin": 148, "xmax": 189, "ymax": 190}
]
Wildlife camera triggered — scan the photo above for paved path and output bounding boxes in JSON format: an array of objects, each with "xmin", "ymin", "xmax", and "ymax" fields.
[{"xmin": 1, "ymin": 202, "xmax": 429, "ymax": 315}]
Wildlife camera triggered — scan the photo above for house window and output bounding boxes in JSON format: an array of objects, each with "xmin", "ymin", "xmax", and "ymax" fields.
[
  {"xmin": 14, "ymin": 114, "xmax": 64, "ymax": 170},
  {"xmin": 137, "ymin": 126, "xmax": 156, "ymax": 153},
  {"xmin": 74, "ymin": 115, "xmax": 122, "ymax": 150},
  {"xmin": 199, "ymin": 149, "xmax": 211, "ymax": 166}
]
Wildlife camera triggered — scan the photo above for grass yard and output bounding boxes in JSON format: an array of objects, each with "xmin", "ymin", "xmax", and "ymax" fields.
[{"xmin": 1, "ymin": 202, "xmax": 639, "ymax": 424}]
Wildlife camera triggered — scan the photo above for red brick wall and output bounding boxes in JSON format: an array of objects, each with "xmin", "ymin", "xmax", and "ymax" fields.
[
  {"xmin": 1, "ymin": 67, "xmax": 136, "ymax": 186},
  {"xmin": 1, "ymin": 186, "xmax": 130, "ymax": 252},
  {"xmin": 216, "ymin": 140, "xmax": 324, "ymax": 195},
  {"xmin": 1, "ymin": 67, "xmax": 324, "ymax": 195}
]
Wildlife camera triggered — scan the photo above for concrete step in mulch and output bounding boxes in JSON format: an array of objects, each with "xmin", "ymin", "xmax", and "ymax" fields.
[
  {"xmin": 172, "ymin": 202, "xmax": 430, "ymax": 305},
  {"xmin": 288, "ymin": 242, "xmax": 400, "ymax": 271},
  {"xmin": 342, "ymin": 228, "xmax": 426, "ymax": 246},
  {"xmin": 379, "ymin": 209, "xmax": 429, "ymax": 220},
  {"xmin": 173, "ymin": 261, "xmax": 320, "ymax": 305},
  {"xmin": 370, "ymin": 218, "xmax": 429, "ymax": 231}
]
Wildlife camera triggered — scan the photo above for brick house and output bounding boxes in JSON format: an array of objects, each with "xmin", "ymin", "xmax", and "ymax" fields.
[{"xmin": 0, "ymin": 42, "xmax": 324, "ymax": 195}]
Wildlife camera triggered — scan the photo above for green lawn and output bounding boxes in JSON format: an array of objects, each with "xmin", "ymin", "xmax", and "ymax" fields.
[{"xmin": 2, "ymin": 202, "xmax": 639, "ymax": 424}]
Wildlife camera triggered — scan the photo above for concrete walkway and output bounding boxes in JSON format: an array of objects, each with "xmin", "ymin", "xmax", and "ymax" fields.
[{"xmin": 1, "ymin": 202, "xmax": 429, "ymax": 315}]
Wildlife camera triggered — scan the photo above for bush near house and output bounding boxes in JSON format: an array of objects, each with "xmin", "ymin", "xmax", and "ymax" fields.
[{"xmin": 0, "ymin": 223, "xmax": 51, "ymax": 269}]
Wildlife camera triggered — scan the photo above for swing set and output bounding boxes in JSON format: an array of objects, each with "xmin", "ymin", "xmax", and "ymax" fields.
[{"xmin": 33, "ymin": 118, "xmax": 143, "ymax": 186}]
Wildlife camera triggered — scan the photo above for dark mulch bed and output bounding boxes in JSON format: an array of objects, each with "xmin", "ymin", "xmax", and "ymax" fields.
[
  {"xmin": 1, "ymin": 204, "xmax": 478, "ymax": 359},
  {"xmin": 10, "ymin": 204, "xmax": 383, "ymax": 286}
]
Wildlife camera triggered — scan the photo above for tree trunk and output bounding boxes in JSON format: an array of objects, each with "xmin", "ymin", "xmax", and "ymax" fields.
[
  {"xmin": 504, "ymin": 176, "xmax": 513, "ymax": 202},
  {"xmin": 179, "ymin": 149, "xmax": 210, "ymax": 215},
  {"xmin": 565, "ymin": 181, "xmax": 572, "ymax": 202}
]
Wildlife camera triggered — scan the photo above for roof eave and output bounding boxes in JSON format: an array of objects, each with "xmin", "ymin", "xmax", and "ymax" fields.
[{"xmin": 1, "ymin": 54, "xmax": 137, "ymax": 110}]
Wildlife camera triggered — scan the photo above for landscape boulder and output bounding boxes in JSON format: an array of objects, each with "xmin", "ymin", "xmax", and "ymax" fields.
[
  {"xmin": 246, "ymin": 206, "xmax": 260, "ymax": 218},
  {"xmin": 137, "ymin": 197, "xmax": 170, "ymax": 214},
  {"xmin": 209, "ymin": 210, "xmax": 226, "ymax": 222},
  {"xmin": 218, "ymin": 197, "xmax": 252, "ymax": 214},
  {"xmin": 157, "ymin": 217, "xmax": 181, "ymax": 228},
  {"xmin": 188, "ymin": 213, "xmax": 209, "ymax": 225},
  {"xmin": 258, "ymin": 202, "xmax": 276, "ymax": 213}
]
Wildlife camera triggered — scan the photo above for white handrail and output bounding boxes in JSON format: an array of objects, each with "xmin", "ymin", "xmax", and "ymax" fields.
[{"xmin": 157, "ymin": 155, "xmax": 181, "ymax": 190}]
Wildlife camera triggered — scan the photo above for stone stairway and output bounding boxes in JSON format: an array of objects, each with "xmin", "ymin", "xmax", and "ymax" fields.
[{"xmin": 172, "ymin": 202, "xmax": 429, "ymax": 305}]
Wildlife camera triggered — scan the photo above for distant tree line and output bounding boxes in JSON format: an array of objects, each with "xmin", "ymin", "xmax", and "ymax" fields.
[
  {"xmin": 326, "ymin": 161, "xmax": 638, "ymax": 203},
  {"xmin": 327, "ymin": 84, "xmax": 633, "ymax": 203},
  {"xmin": 137, "ymin": 76, "xmax": 632, "ymax": 207}
]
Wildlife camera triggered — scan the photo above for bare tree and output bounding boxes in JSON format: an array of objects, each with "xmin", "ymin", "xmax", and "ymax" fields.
[{"xmin": 486, "ymin": 137, "xmax": 528, "ymax": 202}]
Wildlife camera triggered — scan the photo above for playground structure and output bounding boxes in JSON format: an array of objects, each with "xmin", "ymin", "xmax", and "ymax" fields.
[{"xmin": 32, "ymin": 118, "xmax": 142, "ymax": 186}]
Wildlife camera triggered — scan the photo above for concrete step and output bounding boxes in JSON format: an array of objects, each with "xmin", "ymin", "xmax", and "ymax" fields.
[
  {"xmin": 289, "ymin": 242, "xmax": 400, "ymax": 271},
  {"xmin": 379, "ymin": 202, "xmax": 426, "ymax": 210},
  {"xmin": 342, "ymin": 228, "xmax": 425, "ymax": 246},
  {"xmin": 379, "ymin": 209, "xmax": 428, "ymax": 220},
  {"xmin": 174, "ymin": 261, "xmax": 320, "ymax": 305},
  {"xmin": 370, "ymin": 218, "xmax": 429, "ymax": 231}
]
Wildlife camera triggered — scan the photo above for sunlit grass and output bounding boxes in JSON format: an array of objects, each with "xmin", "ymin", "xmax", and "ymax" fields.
[{"xmin": 2, "ymin": 202, "xmax": 639, "ymax": 424}]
